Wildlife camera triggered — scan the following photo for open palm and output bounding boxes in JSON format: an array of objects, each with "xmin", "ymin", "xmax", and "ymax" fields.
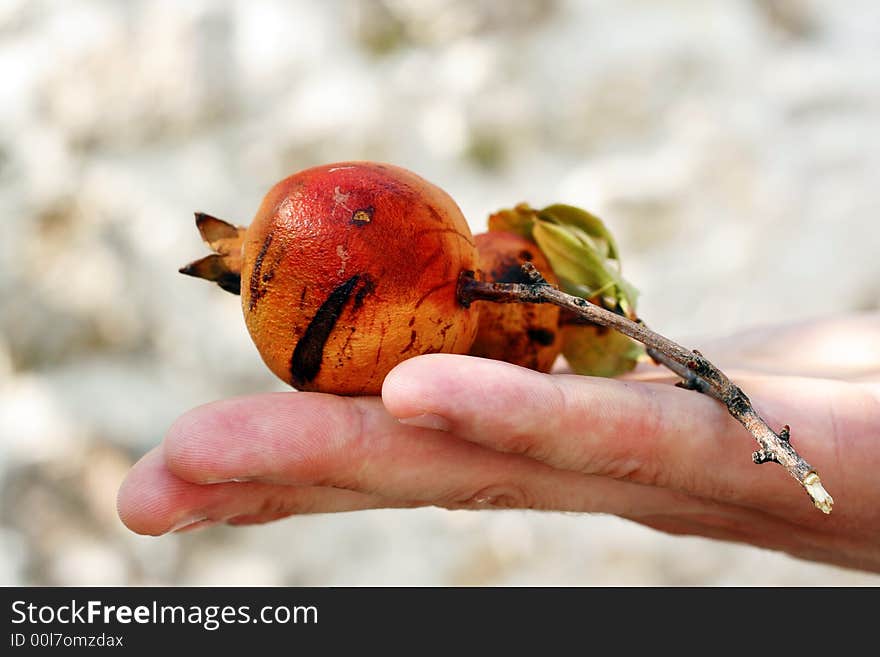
[{"xmin": 118, "ymin": 313, "xmax": 880, "ymax": 572}]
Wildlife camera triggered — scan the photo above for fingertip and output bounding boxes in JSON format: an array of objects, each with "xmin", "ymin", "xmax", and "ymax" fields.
[
  {"xmin": 162, "ymin": 399, "xmax": 228, "ymax": 483},
  {"xmin": 163, "ymin": 392, "xmax": 373, "ymax": 486},
  {"xmin": 382, "ymin": 354, "xmax": 470, "ymax": 419},
  {"xmin": 382, "ymin": 353, "xmax": 535, "ymax": 420},
  {"xmin": 116, "ymin": 448, "xmax": 185, "ymax": 536},
  {"xmin": 380, "ymin": 356, "xmax": 431, "ymax": 418},
  {"xmin": 116, "ymin": 475, "xmax": 143, "ymax": 535},
  {"xmin": 162, "ymin": 393, "xmax": 289, "ymax": 484}
]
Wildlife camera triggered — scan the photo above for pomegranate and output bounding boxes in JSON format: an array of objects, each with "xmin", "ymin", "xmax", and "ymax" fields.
[
  {"xmin": 468, "ymin": 231, "xmax": 561, "ymax": 372},
  {"xmin": 181, "ymin": 162, "xmax": 480, "ymax": 395}
]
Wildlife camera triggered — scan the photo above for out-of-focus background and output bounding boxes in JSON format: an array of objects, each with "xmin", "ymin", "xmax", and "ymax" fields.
[{"xmin": 1, "ymin": 0, "xmax": 879, "ymax": 585}]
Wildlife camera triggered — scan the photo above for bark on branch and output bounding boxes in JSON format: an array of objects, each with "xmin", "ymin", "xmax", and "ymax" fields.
[{"xmin": 457, "ymin": 264, "xmax": 834, "ymax": 514}]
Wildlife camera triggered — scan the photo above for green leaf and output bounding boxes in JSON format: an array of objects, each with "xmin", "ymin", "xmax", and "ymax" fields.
[
  {"xmin": 485, "ymin": 201, "xmax": 639, "ymax": 316},
  {"xmin": 561, "ymin": 324, "xmax": 644, "ymax": 378},
  {"xmin": 538, "ymin": 204, "xmax": 621, "ymax": 260},
  {"xmin": 532, "ymin": 219, "xmax": 638, "ymax": 315},
  {"xmin": 532, "ymin": 220, "xmax": 613, "ymax": 291}
]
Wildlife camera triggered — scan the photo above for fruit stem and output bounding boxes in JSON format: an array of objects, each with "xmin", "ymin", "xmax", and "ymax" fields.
[{"xmin": 458, "ymin": 264, "xmax": 833, "ymax": 514}]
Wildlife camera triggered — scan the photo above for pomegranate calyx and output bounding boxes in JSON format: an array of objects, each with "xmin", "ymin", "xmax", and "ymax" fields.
[{"xmin": 179, "ymin": 212, "xmax": 247, "ymax": 295}]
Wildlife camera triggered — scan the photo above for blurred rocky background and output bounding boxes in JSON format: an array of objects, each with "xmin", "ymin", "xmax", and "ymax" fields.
[{"xmin": 1, "ymin": 0, "xmax": 879, "ymax": 585}]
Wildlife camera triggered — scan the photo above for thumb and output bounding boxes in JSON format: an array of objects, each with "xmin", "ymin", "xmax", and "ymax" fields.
[{"xmin": 381, "ymin": 353, "xmax": 825, "ymax": 518}]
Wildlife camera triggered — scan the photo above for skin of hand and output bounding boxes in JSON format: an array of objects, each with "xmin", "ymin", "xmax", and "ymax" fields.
[{"xmin": 117, "ymin": 314, "xmax": 880, "ymax": 573}]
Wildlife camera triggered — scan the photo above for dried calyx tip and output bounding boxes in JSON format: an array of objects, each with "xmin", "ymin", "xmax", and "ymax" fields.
[
  {"xmin": 180, "ymin": 211, "xmax": 245, "ymax": 295},
  {"xmin": 803, "ymin": 472, "xmax": 833, "ymax": 514}
]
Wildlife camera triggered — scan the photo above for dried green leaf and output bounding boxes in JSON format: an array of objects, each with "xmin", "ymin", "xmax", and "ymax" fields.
[
  {"xmin": 538, "ymin": 204, "xmax": 621, "ymax": 260},
  {"xmin": 532, "ymin": 220, "xmax": 614, "ymax": 291},
  {"xmin": 485, "ymin": 201, "xmax": 639, "ymax": 317},
  {"xmin": 561, "ymin": 324, "xmax": 644, "ymax": 377}
]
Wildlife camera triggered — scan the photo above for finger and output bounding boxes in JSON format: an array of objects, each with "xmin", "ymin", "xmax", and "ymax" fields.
[
  {"xmin": 117, "ymin": 447, "xmax": 405, "ymax": 535},
  {"xmin": 153, "ymin": 430, "xmax": 846, "ymax": 567},
  {"xmin": 162, "ymin": 392, "xmax": 713, "ymax": 518},
  {"xmin": 118, "ymin": 448, "xmax": 870, "ymax": 569},
  {"xmin": 382, "ymin": 355, "xmax": 878, "ymax": 524}
]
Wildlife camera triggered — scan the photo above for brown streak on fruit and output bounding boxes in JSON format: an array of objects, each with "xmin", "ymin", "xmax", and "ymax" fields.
[
  {"xmin": 414, "ymin": 279, "xmax": 456, "ymax": 309},
  {"xmin": 248, "ymin": 230, "xmax": 275, "ymax": 311},
  {"xmin": 341, "ymin": 326, "xmax": 357, "ymax": 357},
  {"xmin": 268, "ymin": 249, "xmax": 285, "ymax": 278},
  {"xmin": 400, "ymin": 329, "xmax": 417, "ymax": 354},
  {"xmin": 352, "ymin": 274, "xmax": 375, "ymax": 311},
  {"xmin": 290, "ymin": 274, "xmax": 362, "ymax": 386},
  {"xmin": 437, "ymin": 321, "xmax": 454, "ymax": 348},
  {"xmin": 413, "ymin": 227, "xmax": 476, "ymax": 247},
  {"xmin": 420, "ymin": 246, "xmax": 444, "ymax": 271}
]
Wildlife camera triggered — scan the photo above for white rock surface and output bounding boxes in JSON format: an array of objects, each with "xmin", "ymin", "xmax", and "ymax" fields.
[{"xmin": 1, "ymin": 0, "xmax": 878, "ymax": 585}]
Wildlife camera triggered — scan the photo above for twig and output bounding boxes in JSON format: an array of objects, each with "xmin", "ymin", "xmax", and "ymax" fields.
[{"xmin": 457, "ymin": 264, "xmax": 834, "ymax": 514}]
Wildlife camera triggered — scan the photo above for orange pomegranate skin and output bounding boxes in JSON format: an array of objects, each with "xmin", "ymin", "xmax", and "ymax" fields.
[
  {"xmin": 240, "ymin": 162, "xmax": 479, "ymax": 395},
  {"xmin": 469, "ymin": 231, "xmax": 561, "ymax": 372}
]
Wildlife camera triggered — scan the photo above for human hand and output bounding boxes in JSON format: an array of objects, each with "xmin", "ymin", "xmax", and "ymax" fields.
[{"xmin": 118, "ymin": 314, "xmax": 880, "ymax": 572}]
